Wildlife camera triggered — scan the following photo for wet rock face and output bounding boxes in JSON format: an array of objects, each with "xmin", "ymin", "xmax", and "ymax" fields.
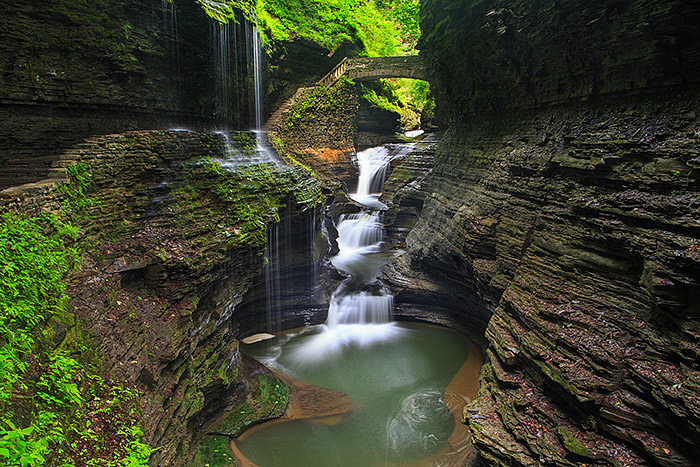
[
  {"xmin": 0, "ymin": 130, "xmax": 322, "ymax": 466},
  {"xmin": 0, "ymin": 0, "xmax": 252, "ymax": 182},
  {"xmin": 416, "ymin": 0, "xmax": 700, "ymax": 464},
  {"xmin": 397, "ymin": 93, "xmax": 700, "ymax": 465}
]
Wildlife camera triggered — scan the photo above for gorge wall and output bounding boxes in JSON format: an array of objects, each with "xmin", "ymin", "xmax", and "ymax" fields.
[
  {"xmin": 0, "ymin": 0, "xmax": 272, "ymax": 190},
  {"xmin": 410, "ymin": 0, "xmax": 700, "ymax": 465},
  {"xmin": 0, "ymin": 130, "xmax": 323, "ymax": 465}
]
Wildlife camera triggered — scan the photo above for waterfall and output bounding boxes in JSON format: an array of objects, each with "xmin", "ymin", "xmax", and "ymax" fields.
[
  {"xmin": 264, "ymin": 224, "xmax": 282, "ymax": 332},
  {"xmin": 212, "ymin": 20, "xmax": 232, "ymax": 124},
  {"xmin": 211, "ymin": 18, "xmax": 279, "ymax": 167},
  {"xmin": 325, "ymin": 146, "xmax": 400, "ymax": 327},
  {"xmin": 330, "ymin": 211, "xmax": 387, "ymax": 282},
  {"xmin": 252, "ymin": 24, "xmax": 263, "ymax": 131},
  {"xmin": 350, "ymin": 145, "xmax": 413, "ymax": 209},
  {"xmin": 290, "ymin": 143, "xmax": 415, "ymax": 363},
  {"xmin": 326, "ymin": 293, "xmax": 394, "ymax": 327},
  {"xmin": 249, "ymin": 22, "xmax": 280, "ymax": 164}
]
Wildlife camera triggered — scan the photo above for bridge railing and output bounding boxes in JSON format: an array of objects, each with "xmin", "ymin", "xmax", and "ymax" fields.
[{"xmin": 317, "ymin": 57, "xmax": 349, "ymax": 88}]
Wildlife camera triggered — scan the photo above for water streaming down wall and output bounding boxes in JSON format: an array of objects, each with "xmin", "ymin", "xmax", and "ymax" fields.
[
  {"xmin": 250, "ymin": 22, "xmax": 263, "ymax": 131},
  {"xmin": 233, "ymin": 205, "xmax": 323, "ymax": 334},
  {"xmin": 159, "ymin": 0, "xmax": 183, "ymax": 109},
  {"xmin": 211, "ymin": 20, "xmax": 235, "ymax": 125},
  {"xmin": 264, "ymin": 224, "xmax": 283, "ymax": 331},
  {"xmin": 203, "ymin": 13, "xmax": 281, "ymax": 167}
]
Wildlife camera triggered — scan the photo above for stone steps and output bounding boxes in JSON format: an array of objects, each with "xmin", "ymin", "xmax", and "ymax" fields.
[{"xmin": 263, "ymin": 87, "xmax": 316, "ymax": 132}]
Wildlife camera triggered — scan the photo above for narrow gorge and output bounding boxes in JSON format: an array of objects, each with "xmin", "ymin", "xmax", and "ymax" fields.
[{"xmin": 0, "ymin": 1, "xmax": 699, "ymax": 466}]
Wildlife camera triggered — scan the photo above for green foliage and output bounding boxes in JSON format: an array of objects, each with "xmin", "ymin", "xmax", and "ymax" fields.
[
  {"xmin": 362, "ymin": 85, "xmax": 401, "ymax": 114},
  {"xmin": 378, "ymin": 0, "xmax": 420, "ymax": 46},
  {"xmin": 362, "ymin": 79, "xmax": 430, "ymax": 129},
  {"xmin": 0, "ymin": 212, "xmax": 74, "ymax": 405},
  {"xmin": 255, "ymin": 0, "xmax": 415, "ymax": 56},
  {"xmin": 391, "ymin": 78, "xmax": 431, "ymax": 111},
  {"xmin": 62, "ymin": 163, "xmax": 96, "ymax": 215},
  {"xmin": 0, "ymin": 201, "xmax": 150, "ymax": 464},
  {"xmin": 197, "ymin": 0, "xmax": 254, "ymax": 24}
]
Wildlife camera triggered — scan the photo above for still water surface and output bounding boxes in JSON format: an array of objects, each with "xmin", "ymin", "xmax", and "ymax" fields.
[{"xmin": 238, "ymin": 322, "xmax": 480, "ymax": 467}]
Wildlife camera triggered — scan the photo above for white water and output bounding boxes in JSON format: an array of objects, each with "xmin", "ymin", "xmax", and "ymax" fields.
[
  {"xmin": 350, "ymin": 145, "xmax": 412, "ymax": 209},
  {"xmin": 329, "ymin": 212, "xmax": 388, "ymax": 281},
  {"xmin": 212, "ymin": 22, "xmax": 280, "ymax": 168},
  {"xmin": 291, "ymin": 143, "xmax": 415, "ymax": 362},
  {"xmin": 252, "ymin": 25, "xmax": 263, "ymax": 131},
  {"xmin": 212, "ymin": 20, "xmax": 232, "ymax": 123},
  {"xmin": 250, "ymin": 25, "xmax": 281, "ymax": 164}
]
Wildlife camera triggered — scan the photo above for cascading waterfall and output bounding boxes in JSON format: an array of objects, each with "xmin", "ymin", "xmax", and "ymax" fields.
[
  {"xmin": 238, "ymin": 139, "xmax": 480, "ymax": 466},
  {"xmin": 325, "ymin": 146, "xmax": 404, "ymax": 326},
  {"xmin": 349, "ymin": 145, "xmax": 411, "ymax": 209},
  {"xmin": 291, "ymin": 144, "xmax": 412, "ymax": 362}
]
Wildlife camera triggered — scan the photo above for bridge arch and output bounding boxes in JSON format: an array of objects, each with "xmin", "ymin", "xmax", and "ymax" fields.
[{"xmin": 318, "ymin": 55, "xmax": 428, "ymax": 87}]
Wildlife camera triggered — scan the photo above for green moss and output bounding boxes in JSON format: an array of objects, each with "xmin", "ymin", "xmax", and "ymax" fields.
[
  {"xmin": 176, "ymin": 157, "xmax": 323, "ymax": 248},
  {"xmin": 194, "ymin": 436, "xmax": 236, "ymax": 467},
  {"xmin": 556, "ymin": 426, "xmax": 593, "ymax": 457},
  {"xmin": 197, "ymin": 0, "xmax": 254, "ymax": 24},
  {"xmin": 216, "ymin": 374, "xmax": 289, "ymax": 436}
]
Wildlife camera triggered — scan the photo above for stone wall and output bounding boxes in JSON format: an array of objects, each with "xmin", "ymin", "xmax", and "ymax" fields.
[
  {"xmin": 415, "ymin": 0, "xmax": 700, "ymax": 465},
  {"xmin": 392, "ymin": 92, "xmax": 700, "ymax": 466},
  {"xmin": 420, "ymin": 0, "xmax": 700, "ymax": 119}
]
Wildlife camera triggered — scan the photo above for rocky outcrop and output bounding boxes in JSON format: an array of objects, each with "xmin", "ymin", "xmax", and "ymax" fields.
[
  {"xmin": 393, "ymin": 93, "xmax": 700, "ymax": 466},
  {"xmin": 268, "ymin": 80, "xmax": 404, "ymax": 189},
  {"xmin": 1, "ymin": 130, "xmax": 324, "ymax": 466},
  {"xmin": 268, "ymin": 81, "xmax": 361, "ymax": 189},
  {"xmin": 410, "ymin": 0, "xmax": 700, "ymax": 465}
]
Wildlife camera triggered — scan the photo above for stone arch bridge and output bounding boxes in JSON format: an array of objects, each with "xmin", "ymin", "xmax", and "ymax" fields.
[
  {"xmin": 317, "ymin": 55, "xmax": 428, "ymax": 87},
  {"xmin": 263, "ymin": 55, "xmax": 427, "ymax": 130}
]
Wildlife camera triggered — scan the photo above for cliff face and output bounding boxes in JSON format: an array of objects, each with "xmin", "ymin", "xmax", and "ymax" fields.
[
  {"xmin": 419, "ymin": 0, "xmax": 700, "ymax": 118},
  {"xmin": 0, "ymin": 0, "xmax": 255, "ymax": 186},
  {"xmin": 1, "ymin": 130, "xmax": 323, "ymax": 466},
  {"xmin": 411, "ymin": 0, "xmax": 700, "ymax": 465}
]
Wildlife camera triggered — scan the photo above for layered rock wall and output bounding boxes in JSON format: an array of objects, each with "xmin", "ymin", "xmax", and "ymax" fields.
[
  {"xmin": 0, "ymin": 0, "xmax": 254, "ymax": 186},
  {"xmin": 1, "ymin": 130, "xmax": 323, "ymax": 466},
  {"xmin": 413, "ymin": 0, "xmax": 700, "ymax": 465},
  {"xmin": 420, "ymin": 0, "xmax": 700, "ymax": 118}
]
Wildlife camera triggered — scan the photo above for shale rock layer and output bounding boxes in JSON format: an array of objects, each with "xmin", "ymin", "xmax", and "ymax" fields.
[
  {"xmin": 396, "ymin": 92, "xmax": 700, "ymax": 466},
  {"xmin": 1, "ymin": 130, "xmax": 323, "ymax": 466},
  {"xmin": 414, "ymin": 0, "xmax": 700, "ymax": 465}
]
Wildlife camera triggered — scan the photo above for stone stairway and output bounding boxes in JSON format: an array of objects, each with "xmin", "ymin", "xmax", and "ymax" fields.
[
  {"xmin": 262, "ymin": 55, "xmax": 426, "ymax": 135},
  {"xmin": 262, "ymin": 86, "xmax": 316, "ymax": 133}
]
